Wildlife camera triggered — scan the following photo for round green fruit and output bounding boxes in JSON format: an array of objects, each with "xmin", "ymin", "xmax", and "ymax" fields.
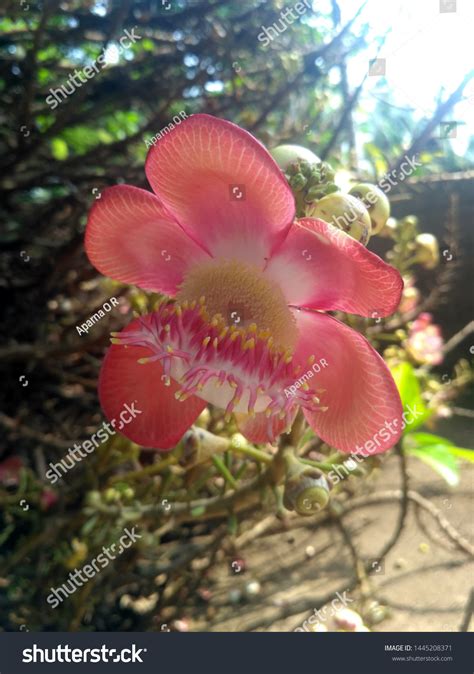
[
  {"xmin": 307, "ymin": 193, "xmax": 371, "ymax": 245},
  {"xmin": 270, "ymin": 144, "xmax": 320, "ymax": 171},
  {"xmin": 349, "ymin": 183, "xmax": 390, "ymax": 235}
]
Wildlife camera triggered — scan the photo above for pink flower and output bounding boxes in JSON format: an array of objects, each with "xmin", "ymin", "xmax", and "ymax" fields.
[
  {"xmin": 406, "ymin": 312, "xmax": 444, "ymax": 366},
  {"xmin": 85, "ymin": 115, "xmax": 403, "ymax": 453}
]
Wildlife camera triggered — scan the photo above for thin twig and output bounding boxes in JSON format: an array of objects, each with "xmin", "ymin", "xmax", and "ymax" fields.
[
  {"xmin": 459, "ymin": 588, "xmax": 474, "ymax": 632},
  {"xmin": 346, "ymin": 489, "xmax": 474, "ymax": 558},
  {"xmin": 376, "ymin": 446, "xmax": 410, "ymax": 562},
  {"xmin": 443, "ymin": 321, "xmax": 474, "ymax": 356}
]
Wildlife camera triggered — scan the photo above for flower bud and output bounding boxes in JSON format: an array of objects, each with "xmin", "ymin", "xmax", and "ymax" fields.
[
  {"xmin": 270, "ymin": 144, "xmax": 320, "ymax": 171},
  {"xmin": 402, "ymin": 215, "xmax": 418, "ymax": 228},
  {"xmin": 85, "ymin": 490, "xmax": 102, "ymax": 507},
  {"xmin": 349, "ymin": 183, "xmax": 390, "ymax": 235},
  {"xmin": 333, "ymin": 608, "xmax": 363, "ymax": 631},
  {"xmin": 283, "ymin": 465, "xmax": 330, "ymax": 516},
  {"xmin": 289, "ymin": 172, "xmax": 307, "ymax": 191},
  {"xmin": 306, "ymin": 183, "xmax": 339, "ymax": 201},
  {"xmin": 414, "ymin": 233, "xmax": 439, "ymax": 269},
  {"xmin": 320, "ymin": 161, "xmax": 336, "ymax": 182},
  {"xmin": 307, "ymin": 193, "xmax": 371, "ymax": 245},
  {"xmin": 378, "ymin": 216, "xmax": 398, "ymax": 238},
  {"xmin": 104, "ymin": 487, "xmax": 120, "ymax": 503}
]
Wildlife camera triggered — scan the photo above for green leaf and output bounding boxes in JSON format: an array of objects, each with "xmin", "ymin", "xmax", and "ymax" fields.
[
  {"xmin": 407, "ymin": 432, "xmax": 453, "ymax": 447},
  {"xmin": 403, "ymin": 433, "xmax": 460, "ymax": 486},
  {"xmin": 390, "ymin": 362, "xmax": 432, "ymax": 432},
  {"xmin": 406, "ymin": 432, "xmax": 474, "ymax": 462},
  {"xmin": 50, "ymin": 137, "xmax": 68, "ymax": 160},
  {"xmin": 446, "ymin": 447, "xmax": 474, "ymax": 463}
]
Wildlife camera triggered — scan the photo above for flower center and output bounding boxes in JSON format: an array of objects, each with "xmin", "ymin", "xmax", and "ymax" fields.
[{"xmin": 175, "ymin": 259, "xmax": 297, "ymax": 351}]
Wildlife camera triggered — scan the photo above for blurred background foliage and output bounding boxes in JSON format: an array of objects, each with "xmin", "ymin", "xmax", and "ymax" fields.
[{"xmin": 0, "ymin": 0, "xmax": 473, "ymax": 633}]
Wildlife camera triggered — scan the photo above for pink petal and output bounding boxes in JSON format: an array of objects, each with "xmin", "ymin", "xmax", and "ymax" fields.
[
  {"xmin": 85, "ymin": 185, "xmax": 211, "ymax": 295},
  {"xmin": 265, "ymin": 218, "xmax": 403, "ymax": 317},
  {"xmin": 145, "ymin": 114, "xmax": 295, "ymax": 266},
  {"xmin": 292, "ymin": 309, "xmax": 403, "ymax": 454},
  {"xmin": 99, "ymin": 317, "xmax": 206, "ymax": 450},
  {"xmin": 236, "ymin": 409, "xmax": 297, "ymax": 444}
]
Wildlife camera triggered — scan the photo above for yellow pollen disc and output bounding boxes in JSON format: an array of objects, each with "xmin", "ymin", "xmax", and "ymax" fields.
[{"xmin": 176, "ymin": 259, "xmax": 298, "ymax": 350}]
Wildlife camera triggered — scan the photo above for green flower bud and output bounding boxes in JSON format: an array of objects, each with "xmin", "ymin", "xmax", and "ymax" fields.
[
  {"xmin": 270, "ymin": 144, "xmax": 321, "ymax": 171},
  {"xmin": 378, "ymin": 216, "xmax": 398, "ymax": 238},
  {"xmin": 320, "ymin": 161, "xmax": 335, "ymax": 182},
  {"xmin": 402, "ymin": 215, "xmax": 418, "ymax": 228},
  {"xmin": 104, "ymin": 487, "xmax": 120, "ymax": 503},
  {"xmin": 85, "ymin": 490, "xmax": 102, "ymax": 507},
  {"xmin": 289, "ymin": 172, "xmax": 307, "ymax": 191},
  {"xmin": 306, "ymin": 183, "xmax": 339, "ymax": 201},
  {"xmin": 283, "ymin": 466, "xmax": 330, "ymax": 517},
  {"xmin": 414, "ymin": 233, "xmax": 440, "ymax": 269},
  {"xmin": 349, "ymin": 183, "xmax": 390, "ymax": 235},
  {"xmin": 306, "ymin": 186, "xmax": 326, "ymax": 201},
  {"xmin": 309, "ymin": 166, "xmax": 321, "ymax": 183},
  {"xmin": 307, "ymin": 193, "xmax": 371, "ymax": 245}
]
